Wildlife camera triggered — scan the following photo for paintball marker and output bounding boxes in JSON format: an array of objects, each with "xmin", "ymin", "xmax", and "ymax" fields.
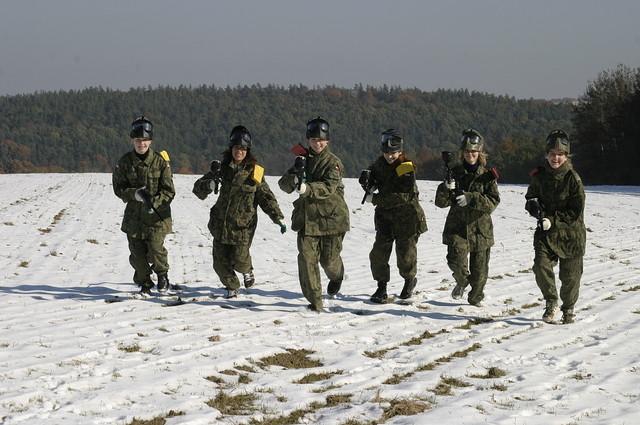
[
  {"xmin": 441, "ymin": 151, "xmax": 463, "ymax": 200},
  {"xmin": 210, "ymin": 160, "xmax": 222, "ymax": 194},
  {"xmin": 137, "ymin": 187, "xmax": 163, "ymax": 220},
  {"xmin": 293, "ymin": 156, "xmax": 306, "ymax": 191},
  {"xmin": 525, "ymin": 198, "xmax": 545, "ymax": 231},
  {"xmin": 358, "ymin": 169, "xmax": 376, "ymax": 204}
]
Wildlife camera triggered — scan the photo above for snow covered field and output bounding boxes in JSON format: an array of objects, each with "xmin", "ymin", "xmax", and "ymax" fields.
[{"xmin": 0, "ymin": 173, "xmax": 639, "ymax": 425}]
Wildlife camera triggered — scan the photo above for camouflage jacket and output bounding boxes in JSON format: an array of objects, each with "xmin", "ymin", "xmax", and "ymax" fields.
[
  {"xmin": 278, "ymin": 146, "xmax": 350, "ymax": 236},
  {"xmin": 193, "ymin": 160, "xmax": 284, "ymax": 245},
  {"xmin": 525, "ymin": 161, "xmax": 586, "ymax": 258},
  {"xmin": 435, "ymin": 163, "xmax": 500, "ymax": 250},
  {"xmin": 112, "ymin": 148, "xmax": 175, "ymax": 238},
  {"xmin": 368, "ymin": 156, "xmax": 427, "ymax": 238}
]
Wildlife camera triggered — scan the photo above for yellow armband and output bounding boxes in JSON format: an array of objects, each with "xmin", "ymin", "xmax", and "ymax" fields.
[
  {"xmin": 396, "ymin": 161, "xmax": 415, "ymax": 176},
  {"xmin": 252, "ymin": 164, "xmax": 265, "ymax": 184},
  {"xmin": 159, "ymin": 150, "xmax": 170, "ymax": 162}
]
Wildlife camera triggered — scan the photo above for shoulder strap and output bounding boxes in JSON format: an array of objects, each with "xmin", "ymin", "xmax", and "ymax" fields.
[
  {"xmin": 396, "ymin": 161, "xmax": 415, "ymax": 177},
  {"xmin": 252, "ymin": 164, "xmax": 265, "ymax": 184}
]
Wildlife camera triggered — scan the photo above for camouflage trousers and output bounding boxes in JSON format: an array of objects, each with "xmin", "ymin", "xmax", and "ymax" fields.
[
  {"xmin": 297, "ymin": 233, "xmax": 345, "ymax": 308},
  {"xmin": 447, "ymin": 245, "xmax": 491, "ymax": 305},
  {"xmin": 212, "ymin": 240, "xmax": 252, "ymax": 290},
  {"xmin": 127, "ymin": 233, "xmax": 169, "ymax": 285},
  {"xmin": 370, "ymin": 233, "xmax": 419, "ymax": 283},
  {"xmin": 532, "ymin": 239, "xmax": 583, "ymax": 312}
]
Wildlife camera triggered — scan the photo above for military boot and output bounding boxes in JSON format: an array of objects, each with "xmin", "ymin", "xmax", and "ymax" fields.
[
  {"xmin": 243, "ymin": 271, "xmax": 255, "ymax": 288},
  {"xmin": 224, "ymin": 288, "xmax": 238, "ymax": 299},
  {"xmin": 157, "ymin": 273, "xmax": 169, "ymax": 293},
  {"xmin": 399, "ymin": 277, "xmax": 417, "ymax": 300},
  {"xmin": 451, "ymin": 283, "xmax": 466, "ymax": 300},
  {"xmin": 327, "ymin": 280, "xmax": 342, "ymax": 296},
  {"xmin": 562, "ymin": 309, "xmax": 575, "ymax": 324},
  {"xmin": 139, "ymin": 282, "xmax": 153, "ymax": 296},
  {"xmin": 370, "ymin": 282, "xmax": 388, "ymax": 304},
  {"xmin": 542, "ymin": 301, "xmax": 558, "ymax": 323}
]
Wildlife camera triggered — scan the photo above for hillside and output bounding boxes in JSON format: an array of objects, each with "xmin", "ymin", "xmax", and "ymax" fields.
[{"xmin": 0, "ymin": 174, "xmax": 639, "ymax": 424}]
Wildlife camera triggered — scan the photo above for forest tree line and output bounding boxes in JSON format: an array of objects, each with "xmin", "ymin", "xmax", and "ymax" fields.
[{"xmin": 1, "ymin": 69, "xmax": 637, "ymax": 184}]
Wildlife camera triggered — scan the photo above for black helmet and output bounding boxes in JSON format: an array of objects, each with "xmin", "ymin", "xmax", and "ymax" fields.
[
  {"xmin": 460, "ymin": 128, "xmax": 483, "ymax": 151},
  {"xmin": 130, "ymin": 116, "xmax": 153, "ymax": 139},
  {"xmin": 306, "ymin": 117, "xmax": 330, "ymax": 140},
  {"xmin": 229, "ymin": 125, "xmax": 252, "ymax": 149},
  {"xmin": 380, "ymin": 129, "xmax": 403, "ymax": 153},
  {"xmin": 545, "ymin": 129, "xmax": 570, "ymax": 154}
]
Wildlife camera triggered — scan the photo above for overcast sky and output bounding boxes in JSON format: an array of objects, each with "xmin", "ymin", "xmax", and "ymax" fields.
[{"xmin": 1, "ymin": 0, "xmax": 639, "ymax": 99}]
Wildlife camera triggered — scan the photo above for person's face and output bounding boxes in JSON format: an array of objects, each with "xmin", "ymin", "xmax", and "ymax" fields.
[
  {"xmin": 232, "ymin": 145, "xmax": 248, "ymax": 163},
  {"xmin": 463, "ymin": 149, "xmax": 480, "ymax": 165},
  {"xmin": 546, "ymin": 148, "xmax": 568, "ymax": 169},
  {"xmin": 132, "ymin": 138, "xmax": 152, "ymax": 155},
  {"xmin": 308, "ymin": 138, "xmax": 329, "ymax": 154},
  {"xmin": 383, "ymin": 150, "xmax": 401, "ymax": 164}
]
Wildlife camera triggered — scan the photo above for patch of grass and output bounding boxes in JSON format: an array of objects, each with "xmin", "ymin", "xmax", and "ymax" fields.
[
  {"xmin": 518, "ymin": 268, "xmax": 532, "ymax": 273},
  {"xmin": 622, "ymin": 285, "xmax": 640, "ymax": 292},
  {"xmin": 401, "ymin": 328, "xmax": 448, "ymax": 346},
  {"xmin": 521, "ymin": 302, "xmax": 541, "ymax": 309},
  {"xmin": 258, "ymin": 348, "xmax": 322, "ymax": 369},
  {"xmin": 49, "ymin": 250, "xmax": 59, "ymax": 256},
  {"xmin": 158, "ymin": 327, "xmax": 169, "ymax": 333},
  {"xmin": 311, "ymin": 384, "xmax": 343, "ymax": 393},
  {"xmin": 248, "ymin": 401, "xmax": 324, "ymax": 424},
  {"xmin": 383, "ymin": 371, "xmax": 414, "ymax": 385},
  {"xmin": 206, "ymin": 391, "xmax": 257, "ymax": 415},
  {"xmin": 502, "ymin": 308, "xmax": 521, "ymax": 315},
  {"xmin": 455, "ymin": 318, "xmax": 493, "ymax": 330},
  {"xmin": 326, "ymin": 393, "xmax": 352, "ymax": 406},
  {"xmin": 490, "ymin": 274, "xmax": 504, "ymax": 280},
  {"xmin": 219, "ymin": 369, "xmax": 238, "ymax": 375},
  {"xmin": 416, "ymin": 362, "xmax": 438, "ymax": 372},
  {"xmin": 204, "ymin": 375, "xmax": 225, "ymax": 384},
  {"xmin": 38, "ymin": 227, "xmax": 52, "ymax": 234},
  {"xmin": 431, "ymin": 382, "xmax": 453, "ymax": 395},
  {"xmin": 470, "ymin": 366, "xmax": 507, "ymax": 379},
  {"xmin": 570, "ymin": 372, "xmax": 592, "ymax": 380},
  {"xmin": 87, "ymin": 239, "xmax": 99, "ymax": 244},
  {"xmin": 208, "ymin": 335, "xmax": 221, "ymax": 342},
  {"xmin": 441, "ymin": 375, "xmax": 472, "ymax": 388},
  {"xmin": 273, "ymin": 319, "xmax": 283, "ymax": 325},
  {"xmin": 18, "ymin": 261, "xmax": 30, "ymax": 268},
  {"xmin": 236, "ymin": 364, "xmax": 256, "ymax": 373},
  {"xmin": 382, "ymin": 398, "xmax": 431, "ymax": 420},
  {"xmin": 118, "ymin": 342, "xmax": 141, "ymax": 353},
  {"xmin": 437, "ymin": 343, "xmax": 482, "ymax": 363},
  {"xmin": 127, "ymin": 417, "xmax": 166, "ymax": 425},
  {"xmin": 633, "ymin": 310, "xmax": 640, "ymax": 315},
  {"xmin": 295, "ymin": 370, "xmax": 343, "ymax": 384},
  {"xmin": 363, "ymin": 347, "xmax": 394, "ymax": 359},
  {"xmin": 238, "ymin": 374, "xmax": 251, "ymax": 384},
  {"xmin": 503, "ymin": 297, "xmax": 513, "ymax": 305},
  {"xmin": 4, "ymin": 222, "xmax": 14, "ymax": 226},
  {"xmin": 602, "ymin": 295, "xmax": 616, "ymax": 301}
]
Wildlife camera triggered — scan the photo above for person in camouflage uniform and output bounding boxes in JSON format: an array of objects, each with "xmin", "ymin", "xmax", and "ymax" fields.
[
  {"xmin": 435, "ymin": 128, "xmax": 500, "ymax": 306},
  {"xmin": 112, "ymin": 116, "xmax": 176, "ymax": 295},
  {"xmin": 193, "ymin": 125, "xmax": 286, "ymax": 298},
  {"xmin": 278, "ymin": 117, "xmax": 350, "ymax": 312},
  {"xmin": 362, "ymin": 129, "xmax": 427, "ymax": 303},
  {"xmin": 525, "ymin": 130, "xmax": 586, "ymax": 324}
]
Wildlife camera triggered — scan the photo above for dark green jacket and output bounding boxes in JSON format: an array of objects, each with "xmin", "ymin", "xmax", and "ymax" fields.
[
  {"xmin": 435, "ymin": 163, "xmax": 500, "ymax": 250},
  {"xmin": 112, "ymin": 148, "xmax": 174, "ymax": 238},
  {"xmin": 193, "ymin": 160, "xmax": 284, "ymax": 245},
  {"xmin": 525, "ymin": 161, "xmax": 586, "ymax": 258},
  {"xmin": 278, "ymin": 146, "xmax": 350, "ymax": 236},
  {"xmin": 369, "ymin": 156, "xmax": 427, "ymax": 238}
]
